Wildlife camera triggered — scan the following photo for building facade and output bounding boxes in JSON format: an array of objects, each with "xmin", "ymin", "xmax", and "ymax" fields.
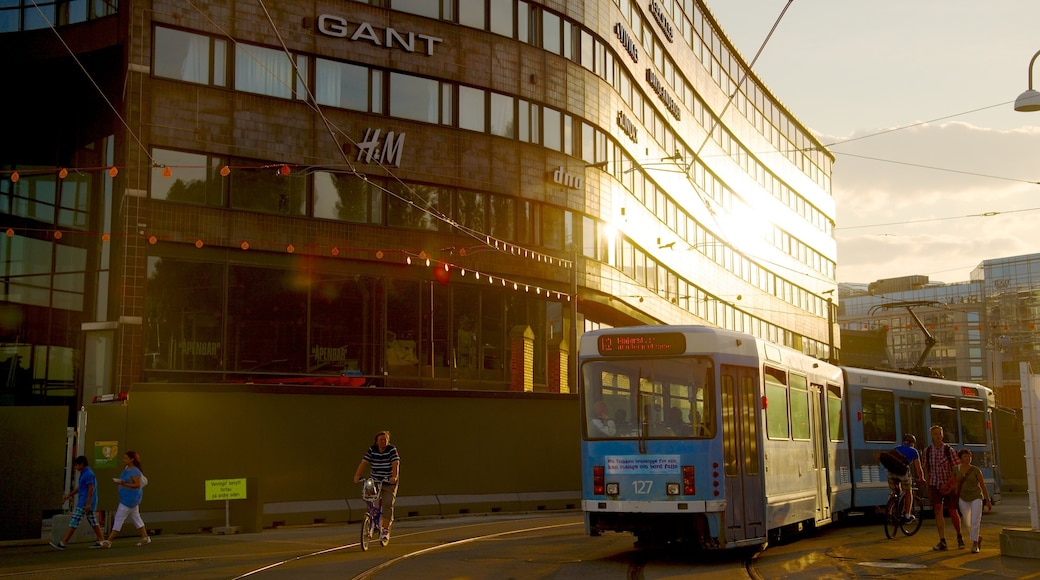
[
  {"xmin": 838, "ymin": 253, "xmax": 1040, "ymax": 408},
  {"xmin": 1, "ymin": 0, "xmax": 837, "ymax": 410}
]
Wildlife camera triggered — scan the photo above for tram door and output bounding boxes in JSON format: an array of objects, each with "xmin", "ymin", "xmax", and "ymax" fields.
[
  {"xmin": 721, "ymin": 365, "xmax": 765, "ymax": 543},
  {"xmin": 810, "ymin": 383, "xmax": 831, "ymax": 523}
]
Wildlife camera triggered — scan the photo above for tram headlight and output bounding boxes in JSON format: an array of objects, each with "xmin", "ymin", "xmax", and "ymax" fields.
[
  {"xmin": 666, "ymin": 483, "xmax": 680, "ymax": 495},
  {"xmin": 605, "ymin": 482, "xmax": 619, "ymax": 496}
]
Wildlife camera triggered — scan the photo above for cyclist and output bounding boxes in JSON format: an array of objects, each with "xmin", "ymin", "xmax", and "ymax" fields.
[
  {"xmin": 353, "ymin": 430, "xmax": 400, "ymax": 541},
  {"xmin": 889, "ymin": 433, "xmax": 925, "ymax": 523}
]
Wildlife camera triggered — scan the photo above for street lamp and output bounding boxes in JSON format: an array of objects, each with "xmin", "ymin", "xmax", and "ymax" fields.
[{"xmin": 1014, "ymin": 49, "xmax": 1040, "ymax": 112}]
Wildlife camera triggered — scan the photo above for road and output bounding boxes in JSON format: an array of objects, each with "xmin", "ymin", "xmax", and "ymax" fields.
[{"xmin": 2, "ymin": 495, "xmax": 1035, "ymax": 579}]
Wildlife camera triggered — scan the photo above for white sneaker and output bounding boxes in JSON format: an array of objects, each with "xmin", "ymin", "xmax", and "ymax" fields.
[
  {"xmin": 136, "ymin": 537, "xmax": 151, "ymax": 546},
  {"xmin": 379, "ymin": 528, "xmax": 389, "ymax": 541}
]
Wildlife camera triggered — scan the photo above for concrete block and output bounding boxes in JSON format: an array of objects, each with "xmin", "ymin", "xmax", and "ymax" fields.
[{"xmin": 1000, "ymin": 527, "xmax": 1040, "ymax": 559}]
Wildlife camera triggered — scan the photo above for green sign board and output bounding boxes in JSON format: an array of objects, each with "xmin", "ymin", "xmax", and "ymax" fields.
[
  {"xmin": 205, "ymin": 478, "xmax": 247, "ymax": 501},
  {"xmin": 94, "ymin": 441, "xmax": 119, "ymax": 468}
]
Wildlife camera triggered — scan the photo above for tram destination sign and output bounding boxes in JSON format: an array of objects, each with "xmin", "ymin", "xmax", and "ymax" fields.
[{"xmin": 597, "ymin": 332, "xmax": 686, "ymax": 356}]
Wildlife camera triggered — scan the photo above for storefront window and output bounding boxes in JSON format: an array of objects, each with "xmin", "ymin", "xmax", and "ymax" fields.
[
  {"xmin": 144, "ymin": 258, "xmax": 224, "ymax": 372},
  {"xmin": 227, "ymin": 265, "xmax": 307, "ymax": 375},
  {"xmin": 385, "ymin": 279, "xmax": 420, "ymax": 377},
  {"xmin": 310, "ymin": 273, "xmax": 378, "ymax": 376}
]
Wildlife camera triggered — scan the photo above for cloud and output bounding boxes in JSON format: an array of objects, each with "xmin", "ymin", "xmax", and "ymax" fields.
[{"xmin": 828, "ymin": 122, "xmax": 1040, "ymax": 283}]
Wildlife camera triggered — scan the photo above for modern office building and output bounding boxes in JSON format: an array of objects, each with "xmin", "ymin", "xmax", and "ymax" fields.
[
  {"xmin": 1, "ymin": 0, "xmax": 837, "ymax": 411},
  {"xmin": 838, "ymin": 253, "xmax": 1040, "ymax": 408}
]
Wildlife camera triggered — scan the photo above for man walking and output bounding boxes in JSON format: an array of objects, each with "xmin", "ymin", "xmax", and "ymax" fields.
[{"xmin": 923, "ymin": 425, "xmax": 963, "ymax": 550}]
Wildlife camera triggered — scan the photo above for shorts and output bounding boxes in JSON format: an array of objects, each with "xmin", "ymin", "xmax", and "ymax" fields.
[
  {"xmin": 887, "ymin": 474, "xmax": 911, "ymax": 495},
  {"xmin": 68, "ymin": 505, "xmax": 99, "ymax": 529},
  {"xmin": 927, "ymin": 484, "xmax": 957, "ymax": 510}
]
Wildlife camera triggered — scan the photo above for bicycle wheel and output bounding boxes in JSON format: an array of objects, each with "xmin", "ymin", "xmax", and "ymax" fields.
[
  {"xmin": 361, "ymin": 512, "xmax": 372, "ymax": 551},
  {"xmin": 901, "ymin": 493, "xmax": 924, "ymax": 536},
  {"xmin": 883, "ymin": 497, "xmax": 900, "ymax": 539}
]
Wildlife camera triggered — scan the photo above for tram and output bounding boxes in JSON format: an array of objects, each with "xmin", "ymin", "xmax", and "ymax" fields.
[{"xmin": 578, "ymin": 325, "xmax": 1000, "ymax": 549}]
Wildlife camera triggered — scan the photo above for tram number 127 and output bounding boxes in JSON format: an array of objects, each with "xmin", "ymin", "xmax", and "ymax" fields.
[{"xmin": 633, "ymin": 480, "xmax": 653, "ymax": 494}]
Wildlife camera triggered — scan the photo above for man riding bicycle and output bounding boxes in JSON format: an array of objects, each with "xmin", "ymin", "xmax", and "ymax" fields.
[
  {"xmin": 353, "ymin": 430, "xmax": 400, "ymax": 541},
  {"xmin": 889, "ymin": 433, "xmax": 925, "ymax": 523}
]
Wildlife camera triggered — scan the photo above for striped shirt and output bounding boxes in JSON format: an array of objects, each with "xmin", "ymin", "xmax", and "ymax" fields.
[
  {"xmin": 363, "ymin": 444, "xmax": 400, "ymax": 483},
  {"xmin": 924, "ymin": 443, "xmax": 960, "ymax": 487}
]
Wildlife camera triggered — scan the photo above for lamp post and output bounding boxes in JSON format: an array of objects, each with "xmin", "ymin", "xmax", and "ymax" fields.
[{"xmin": 1014, "ymin": 49, "xmax": 1040, "ymax": 112}]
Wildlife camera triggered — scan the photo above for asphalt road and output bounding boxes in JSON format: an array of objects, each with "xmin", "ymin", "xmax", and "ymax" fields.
[{"xmin": 2, "ymin": 494, "xmax": 1035, "ymax": 579}]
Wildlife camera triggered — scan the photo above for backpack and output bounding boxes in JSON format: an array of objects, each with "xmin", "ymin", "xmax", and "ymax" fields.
[{"xmin": 879, "ymin": 448, "xmax": 910, "ymax": 476}]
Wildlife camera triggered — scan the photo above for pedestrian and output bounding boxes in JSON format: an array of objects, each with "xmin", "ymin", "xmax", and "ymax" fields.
[
  {"xmin": 353, "ymin": 430, "xmax": 400, "ymax": 542},
  {"xmin": 50, "ymin": 456, "xmax": 108, "ymax": 550},
  {"xmin": 922, "ymin": 424, "xmax": 964, "ymax": 550},
  {"xmin": 955, "ymin": 448, "xmax": 992, "ymax": 553},
  {"xmin": 101, "ymin": 450, "xmax": 150, "ymax": 547}
]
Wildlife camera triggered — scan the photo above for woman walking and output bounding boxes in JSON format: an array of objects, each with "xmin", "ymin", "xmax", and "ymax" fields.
[
  {"xmin": 956, "ymin": 449, "xmax": 992, "ymax": 553},
  {"xmin": 101, "ymin": 451, "xmax": 150, "ymax": 547}
]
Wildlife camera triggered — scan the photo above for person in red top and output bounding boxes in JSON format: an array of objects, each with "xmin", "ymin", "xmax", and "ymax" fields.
[{"xmin": 923, "ymin": 425, "xmax": 963, "ymax": 550}]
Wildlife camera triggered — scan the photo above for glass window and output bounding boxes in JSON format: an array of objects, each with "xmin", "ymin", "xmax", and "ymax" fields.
[
  {"xmin": 228, "ymin": 265, "xmax": 307, "ymax": 374},
  {"xmin": 458, "ymin": 0, "xmax": 485, "ymax": 28},
  {"xmin": 151, "ymin": 149, "xmax": 224, "ymax": 206},
  {"xmin": 862, "ymin": 389, "xmax": 895, "ymax": 442},
  {"xmin": 144, "ymin": 258, "xmax": 225, "ymax": 372},
  {"xmin": 316, "ymin": 59, "xmax": 373, "ymax": 111},
  {"xmin": 228, "ymin": 157, "xmax": 305, "ymax": 216},
  {"xmin": 154, "ymin": 27, "xmax": 214, "ymax": 84},
  {"xmin": 58, "ymin": 172, "xmax": 91, "ymax": 230},
  {"xmin": 456, "ymin": 190, "xmax": 486, "ymax": 231},
  {"xmin": 391, "ymin": 0, "xmax": 441, "ymax": 18},
  {"xmin": 390, "ymin": 73, "xmax": 442, "ymax": 124},
  {"xmin": 458, "ymin": 86, "xmax": 485, "ymax": 132},
  {"xmin": 489, "ymin": 194, "xmax": 515, "ymax": 240},
  {"xmin": 581, "ymin": 356, "xmax": 715, "ymax": 439},
  {"xmin": 828, "ymin": 384, "xmax": 844, "ymax": 441},
  {"xmin": 542, "ymin": 11, "xmax": 561, "ymax": 54},
  {"xmin": 931, "ymin": 395, "xmax": 959, "ymax": 444},
  {"xmin": 960, "ymin": 399, "xmax": 986, "ymax": 445},
  {"xmin": 489, "ymin": 0, "xmax": 513, "ymax": 37},
  {"xmin": 235, "ymin": 43, "xmax": 295, "ymax": 98},
  {"xmin": 313, "ymin": 171, "xmax": 383, "ymax": 224},
  {"xmin": 310, "ymin": 273, "xmax": 377, "ymax": 376},
  {"xmin": 385, "ymin": 279, "xmax": 420, "ymax": 376},
  {"xmin": 764, "ymin": 367, "xmax": 789, "ymax": 439},
  {"xmin": 790, "ymin": 374, "xmax": 810, "ymax": 440},
  {"xmin": 541, "ymin": 205, "xmax": 564, "ymax": 250},
  {"xmin": 543, "ymin": 107, "xmax": 561, "ymax": 151},
  {"xmin": 490, "ymin": 92, "xmax": 514, "ymax": 138},
  {"xmin": 386, "ymin": 182, "xmax": 451, "ymax": 231}
]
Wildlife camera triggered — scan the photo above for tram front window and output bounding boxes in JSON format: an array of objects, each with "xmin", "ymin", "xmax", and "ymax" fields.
[{"xmin": 581, "ymin": 357, "xmax": 716, "ymax": 439}]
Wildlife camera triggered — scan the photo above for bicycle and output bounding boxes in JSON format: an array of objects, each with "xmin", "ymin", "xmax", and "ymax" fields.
[
  {"xmin": 360, "ymin": 478, "xmax": 389, "ymax": 551},
  {"xmin": 884, "ymin": 482, "xmax": 923, "ymax": 538}
]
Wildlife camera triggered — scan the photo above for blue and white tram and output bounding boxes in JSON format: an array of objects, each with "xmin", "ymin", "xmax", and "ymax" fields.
[
  {"xmin": 844, "ymin": 367, "xmax": 1002, "ymax": 509},
  {"xmin": 579, "ymin": 325, "xmax": 846, "ymax": 549}
]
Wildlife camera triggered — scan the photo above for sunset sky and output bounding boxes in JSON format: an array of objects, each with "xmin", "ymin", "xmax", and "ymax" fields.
[{"xmin": 708, "ymin": 1, "xmax": 1040, "ymax": 284}]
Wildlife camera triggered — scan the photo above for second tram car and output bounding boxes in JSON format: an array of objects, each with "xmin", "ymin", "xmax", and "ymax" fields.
[{"xmin": 579, "ymin": 325, "xmax": 1001, "ymax": 550}]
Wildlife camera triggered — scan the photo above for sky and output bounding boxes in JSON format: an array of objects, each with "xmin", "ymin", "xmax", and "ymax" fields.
[{"xmin": 706, "ymin": 1, "xmax": 1040, "ymax": 285}]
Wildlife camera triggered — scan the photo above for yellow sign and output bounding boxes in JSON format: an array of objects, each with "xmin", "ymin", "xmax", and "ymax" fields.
[{"xmin": 205, "ymin": 478, "xmax": 247, "ymax": 501}]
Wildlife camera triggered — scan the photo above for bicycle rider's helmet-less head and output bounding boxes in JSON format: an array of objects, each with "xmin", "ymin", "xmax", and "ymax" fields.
[
  {"xmin": 362, "ymin": 478, "xmax": 380, "ymax": 502},
  {"xmin": 903, "ymin": 433, "xmax": 916, "ymax": 445}
]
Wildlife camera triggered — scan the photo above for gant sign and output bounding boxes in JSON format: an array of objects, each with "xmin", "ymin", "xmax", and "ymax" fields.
[{"xmin": 317, "ymin": 15, "xmax": 443, "ymax": 56}]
